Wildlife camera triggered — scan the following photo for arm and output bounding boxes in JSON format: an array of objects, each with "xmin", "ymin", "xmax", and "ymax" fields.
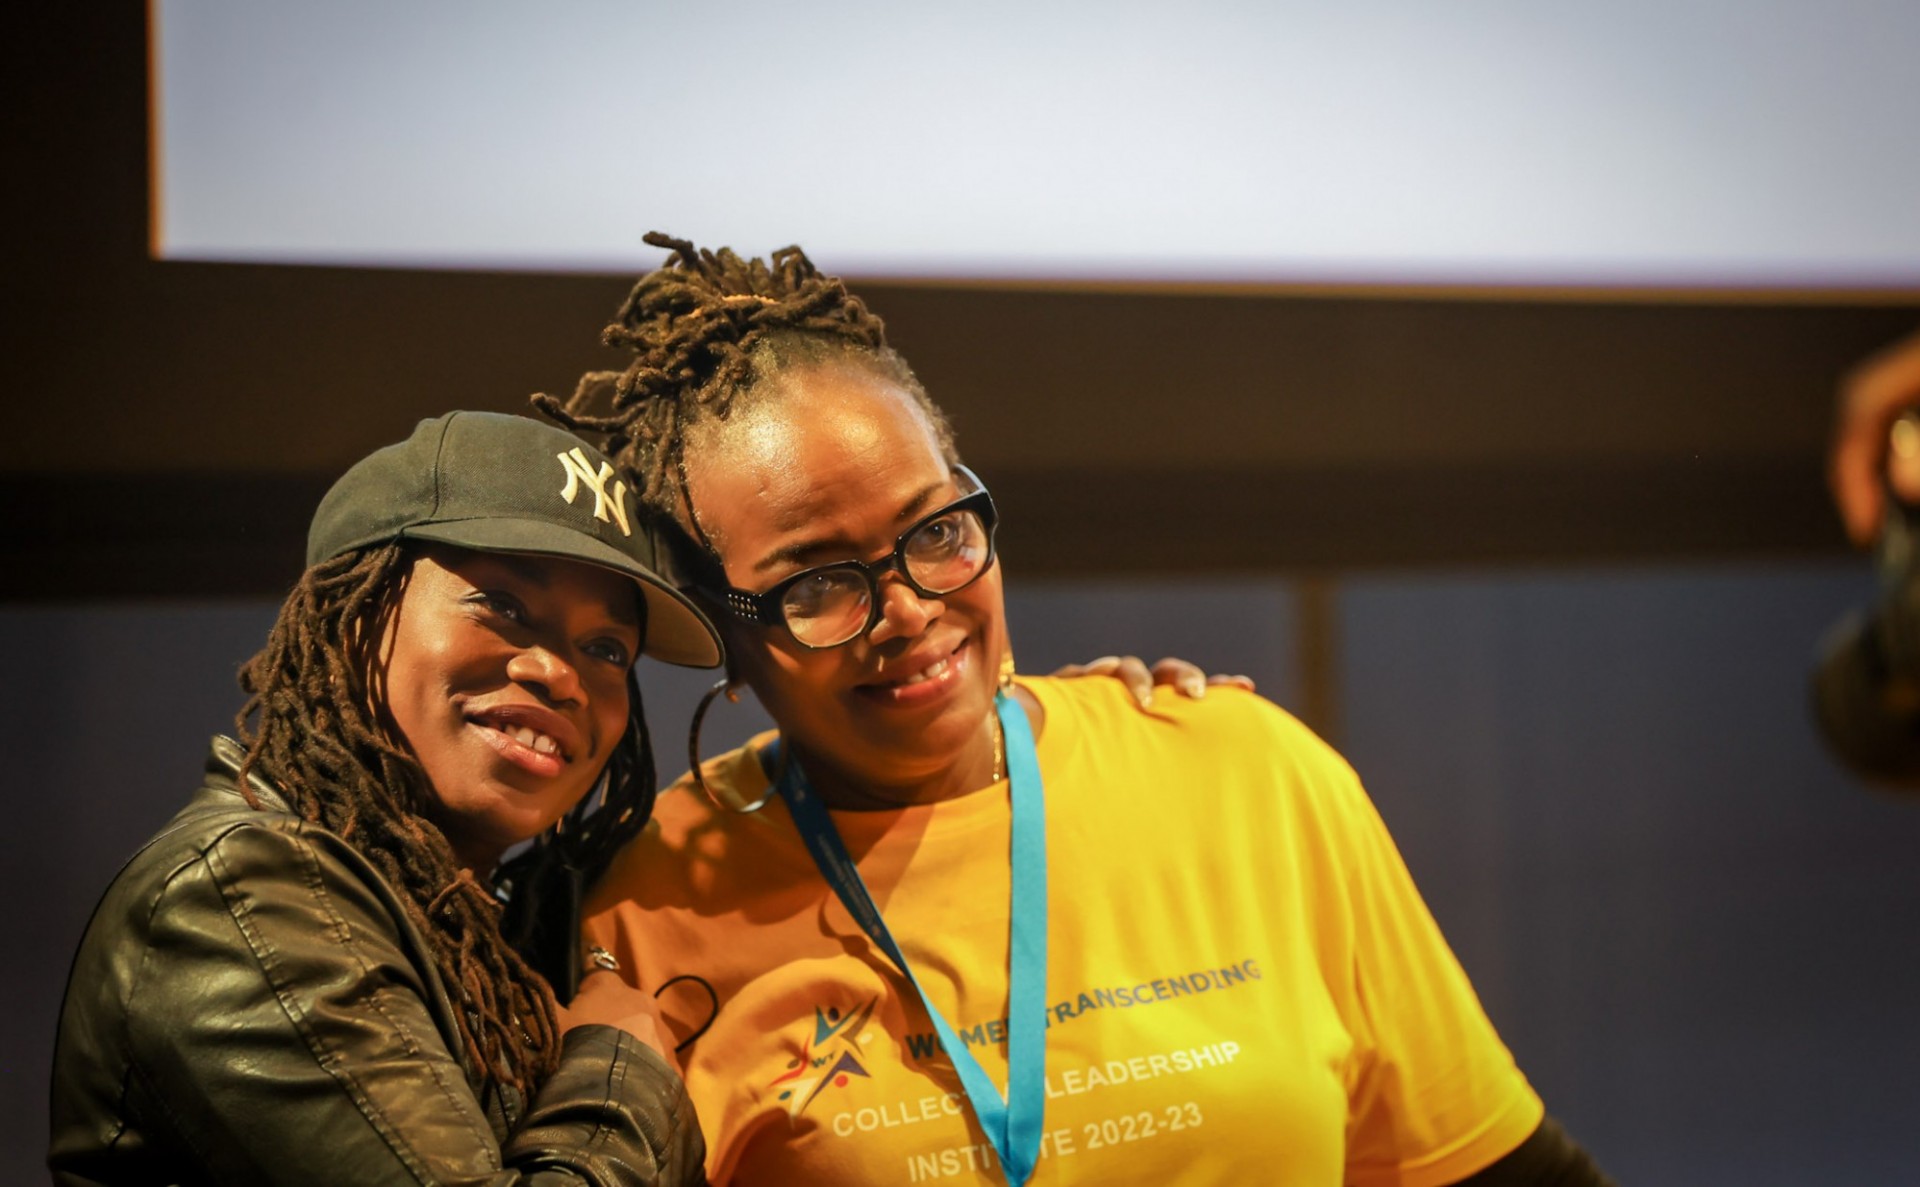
[
  {"xmin": 1451, "ymin": 1116, "xmax": 1615, "ymax": 1186},
  {"xmin": 511, "ymin": 1026, "xmax": 704, "ymax": 1185},
  {"xmin": 1832, "ymin": 327, "xmax": 1920, "ymax": 544},
  {"xmin": 124, "ymin": 821, "xmax": 701, "ymax": 1186},
  {"xmin": 1287, "ymin": 740, "xmax": 1609, "ymax": 1187}
]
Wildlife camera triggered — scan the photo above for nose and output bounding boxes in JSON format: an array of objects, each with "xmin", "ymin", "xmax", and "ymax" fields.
[
  {"xmin": 506, "ymin": 645, "xmax": 585, "ymax": 705},
  {"xmin": 865, "ymin": 575, "xmax": 943, "ymax": 646}
]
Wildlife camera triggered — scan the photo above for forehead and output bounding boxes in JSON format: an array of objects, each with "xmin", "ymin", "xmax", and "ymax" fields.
[{"xmin": 690, "ymin": 365, "xmax": 952, "ymax": 537}]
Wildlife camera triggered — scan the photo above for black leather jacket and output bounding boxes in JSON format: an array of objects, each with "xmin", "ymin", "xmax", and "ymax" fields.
[{"xmin": 49, "ymin": 738, "xmax": 705, "ymax": 1186}]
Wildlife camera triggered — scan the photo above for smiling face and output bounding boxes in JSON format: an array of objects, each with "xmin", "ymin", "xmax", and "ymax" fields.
[
  {"xmin": 684, "ymin": 362, "xmax": 1008, "ymax": 807},
  {"xmin": 377, "ymin": 545, "xmax": 643, "ymax": 871}
]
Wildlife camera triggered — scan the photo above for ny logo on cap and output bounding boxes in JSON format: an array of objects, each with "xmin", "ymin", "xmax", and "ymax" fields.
[{"xmin": 557, "ymin": 448, "xmax": 633, "ymax": 537}]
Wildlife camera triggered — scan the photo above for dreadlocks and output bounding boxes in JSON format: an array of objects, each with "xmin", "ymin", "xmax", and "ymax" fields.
[
  {"xmin": 535, "ymin": 231, "xmax": 958, "ymax": 527},
  {"xmin": 231, "ymin": 541, "xmax": 657, "ymax": 1106}
]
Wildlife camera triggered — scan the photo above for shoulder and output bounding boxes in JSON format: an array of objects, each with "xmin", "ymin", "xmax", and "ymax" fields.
[
  {"xmin": 585, "ymin": 738, "xmax": 793, "ymax": 915},
  {"xmin": 57, "ymin": 768, "xmax": 432, "ymax": 1090},
  {"xmin": 583, "ymin": 736, "xmax": 854, "ymax": 971},
  {"xmin": 79, "ymin": 769, "xmax": 413, "ymax": 988},
  {"xmin": 1024, "ymin": 674, "xmax": 1356, "ymax": 780},
  {"xmin": 108, "ymin": 740, "xmax": 354, "ymax": 891},
  {"xmin": 117, "ymin": 789, "xmax": 367, "ymax": 909},
  {"xmin": 1023, "ymin": 676, "xmax": 1385, "ymax": 856}
]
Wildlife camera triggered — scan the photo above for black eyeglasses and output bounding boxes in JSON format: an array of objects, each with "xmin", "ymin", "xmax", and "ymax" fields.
[{"xmin": 706, "ymin": 468, "xmax": 999, "ymax": 649}]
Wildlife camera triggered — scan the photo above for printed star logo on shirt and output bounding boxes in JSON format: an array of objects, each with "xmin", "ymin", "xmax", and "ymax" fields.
[{"xmin": 768, "ymin": 998, "xmax": 879, "ymax": 1116}]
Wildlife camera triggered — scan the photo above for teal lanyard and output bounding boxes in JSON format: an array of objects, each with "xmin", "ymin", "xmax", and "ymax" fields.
[{"xmin": 770, "ymin": 691, "xmax": 1048, "ymax": 1185}]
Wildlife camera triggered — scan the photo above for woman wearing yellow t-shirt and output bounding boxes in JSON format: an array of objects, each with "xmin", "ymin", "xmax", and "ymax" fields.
[{"xmin": 545, "ymin": 235, "xmax": 1613, "ymax": 1186}]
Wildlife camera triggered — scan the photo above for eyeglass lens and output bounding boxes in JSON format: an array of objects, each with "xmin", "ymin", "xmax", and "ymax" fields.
[{"xmin": 779, "ymin": 506, "xmax": 992, "ymax": 646}]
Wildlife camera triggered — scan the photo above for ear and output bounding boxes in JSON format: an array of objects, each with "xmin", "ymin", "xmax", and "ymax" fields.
[{"xmin": 715, "ymin": 628, "xmax": 757, "ymax": 688}]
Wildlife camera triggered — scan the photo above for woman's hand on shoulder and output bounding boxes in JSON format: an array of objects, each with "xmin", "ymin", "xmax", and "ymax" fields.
[
  {"xmin": 558, "ymin": 969, "xmax": 680, "ymax": 1072},
  {"xmin": 1049, "ymin": 655, "xmax": 1255, "ymax": 708}
]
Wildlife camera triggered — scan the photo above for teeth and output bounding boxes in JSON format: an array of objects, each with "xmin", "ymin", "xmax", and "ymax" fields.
[
  {"xmin": 498, "ymin": 724, "xmax": 560, "ymax": 757},
  {"xmin": 897, "ymin": 657, "xmax": 950, "ymax": 687}
]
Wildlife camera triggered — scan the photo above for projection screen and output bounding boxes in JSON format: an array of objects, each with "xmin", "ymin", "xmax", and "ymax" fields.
[{"xmin": 152, "ymin": 0, "xmax": 1920, "ymax": 290}]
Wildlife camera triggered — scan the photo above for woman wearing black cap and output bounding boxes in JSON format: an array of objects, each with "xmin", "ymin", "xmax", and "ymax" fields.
[
  {"xmin": 47, "ymin": 410, "xmax": 1210, "ymax": 1186},
  {"xmin": 50, "ymin": 412, "xmax": 719, "ymax": 1186}
]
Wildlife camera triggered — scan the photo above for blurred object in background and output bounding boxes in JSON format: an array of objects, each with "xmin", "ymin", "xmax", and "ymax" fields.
[{"xmin": 1813, "ymin": 409, "xmax": 1920, "ymax": 782}]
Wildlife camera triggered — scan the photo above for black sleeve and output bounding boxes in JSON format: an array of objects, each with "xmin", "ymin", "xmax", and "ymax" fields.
[
  {"xmin": 510, "ymin": 1026, "xmax": 708, "ymax": 1185},
  {"xmin": 118, "ymin": 822, "xmax": 703, "ymax": 1185},
  {"xmin": 1450, "ymin": 1115, "xmax": 1617, "ymax": 1187}
]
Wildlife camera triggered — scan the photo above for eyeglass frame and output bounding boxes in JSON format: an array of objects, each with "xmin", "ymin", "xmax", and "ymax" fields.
[{"xmin": 700, "ymin": 466, "xmax": 1000, "ymax": 650}]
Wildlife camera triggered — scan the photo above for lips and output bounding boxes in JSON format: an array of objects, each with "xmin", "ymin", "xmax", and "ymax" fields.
[
  {"xmin": 853, "ymin": 637, "xmax": 972, "ymax": 707},
  {"xmin": 465, "ymin": 702, "xmax": 584, "ymax": 776}
]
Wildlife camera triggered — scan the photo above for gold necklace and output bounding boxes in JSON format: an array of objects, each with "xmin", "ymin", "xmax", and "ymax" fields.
[{"xmin": 992, "ymin": 712, "xmax": 1006, "ymax": 784}]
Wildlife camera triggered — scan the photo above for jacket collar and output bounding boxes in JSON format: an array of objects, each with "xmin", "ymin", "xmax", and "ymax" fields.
[{"xmin": 205, "ymin": 735, "xmax": 294, "ymax": 813}]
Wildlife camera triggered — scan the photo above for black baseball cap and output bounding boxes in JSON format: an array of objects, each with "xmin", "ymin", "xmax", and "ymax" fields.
[{"xmin": 307, "ymin": 411, "xmax": 723, "ymax": 668}]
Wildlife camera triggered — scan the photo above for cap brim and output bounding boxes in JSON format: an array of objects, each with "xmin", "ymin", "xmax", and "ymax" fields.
[{"xmin": 406, "ymin": 519, "xmax": 724, "ymax": 668}]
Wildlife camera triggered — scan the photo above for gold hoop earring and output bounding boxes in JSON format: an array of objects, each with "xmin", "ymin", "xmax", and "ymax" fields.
[
  {"xmin": 688, "ymin": 678, "xmax": 778, "ymax": 814},
  {"xmin": 999, "ymin": 647, "xmax": 1017, "ymax": 691}
]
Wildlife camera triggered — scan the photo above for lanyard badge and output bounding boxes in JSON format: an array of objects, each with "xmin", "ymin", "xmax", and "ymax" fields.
[{"xmin": 774, "ymin": 691, "xmax": 1048, "ymax": 1184}]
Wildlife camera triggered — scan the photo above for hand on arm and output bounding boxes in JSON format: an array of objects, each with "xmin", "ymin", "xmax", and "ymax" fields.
[{"xmin": 558, "ymin": 969, "xmax": 682, "ymax": 1074}]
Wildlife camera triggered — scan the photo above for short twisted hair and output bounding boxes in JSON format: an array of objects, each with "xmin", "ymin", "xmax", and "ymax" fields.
[{"xmin": 535, "ymin": 231, "xmax": 957, "ymax": 530}]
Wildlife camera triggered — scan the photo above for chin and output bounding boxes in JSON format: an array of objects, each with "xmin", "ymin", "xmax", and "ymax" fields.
[{"xmin": 445, "ymin": 787, "xmax": 572, "ymax": 861}]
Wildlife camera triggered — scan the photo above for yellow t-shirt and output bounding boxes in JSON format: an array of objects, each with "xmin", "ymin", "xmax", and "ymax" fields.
[{"xmin": 584, "ymin": 677, "xmax": 1542, "ymax": 1186}]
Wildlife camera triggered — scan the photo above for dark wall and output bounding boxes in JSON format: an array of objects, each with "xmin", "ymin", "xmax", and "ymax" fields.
[{"xmin": 9, "ymin": 6, "xmax": 1920, "ymax": 602}]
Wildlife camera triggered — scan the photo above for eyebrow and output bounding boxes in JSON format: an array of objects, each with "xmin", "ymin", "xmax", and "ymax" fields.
[
  {"xmin": 751, "ymin": 480, "xmax": 950, "ymax": 575},
  {"xmin": 604, "ymin": 590, "xmax": 644, "ymax": 630},
  {"xmin": 492, "ymin": 553, "xmax": 553, "ymax": 587},
  {"xmin": 488, "ymin": 553, "xmax": 643, "ymax": 629}
]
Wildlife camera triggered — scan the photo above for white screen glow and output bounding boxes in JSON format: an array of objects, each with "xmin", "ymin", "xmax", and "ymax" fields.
[{"xmin": 152, "ymin": 0, "xmax": 1920, "ymax": 289}]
